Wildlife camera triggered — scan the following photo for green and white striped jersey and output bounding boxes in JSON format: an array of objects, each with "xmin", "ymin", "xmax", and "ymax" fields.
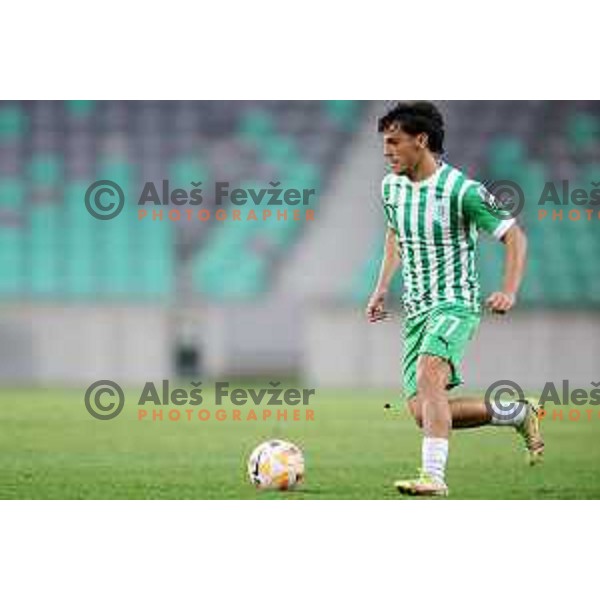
[{"xmin": 381, "ymin": 162, "xmax": 515, "ymax": 317}]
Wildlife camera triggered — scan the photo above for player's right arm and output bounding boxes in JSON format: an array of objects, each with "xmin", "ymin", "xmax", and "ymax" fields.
[{"xmin": 366, "ymin": 227, "xmax": 401, "ymax": 323}]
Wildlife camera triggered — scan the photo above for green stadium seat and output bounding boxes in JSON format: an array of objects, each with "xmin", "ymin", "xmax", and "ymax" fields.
[
  {"xmin": 225, "ymin": 260, "xmax": 266, "ymax": 297},
  {"xmin": 0, "ymin": 179, "xmax": 25, "ymax": 207},
  {"xmin": 238, "ymin": 109, "xmax": 275, "ymax": 145},
  {"xmin": 97, "ymin": 159, "xmax": 133, "ymax": 192},
  {"xmin": 518, "ymin": 162, "xmax": 547, "ymax": 218},
  {"xmin": 29, "ymin": 205, "xmax": 60, "ymax": 296},
  {"xmin": 519, "ymin": 267, "xmax": 544, "ymax": 303},
  {"xmin": 137, "ymin": 254, "xmax": 173, "ymax": 297},
  {"xmin": 567, "ymin": 112, "xmax": 599, "ymax": 151},
  {"xmin": 29, "ymin": 154, "xmax": 63, "ymax": 187},
  {"xmin": 0, "ymin": 104, "xmax": 27, "ymax": 140},
  {"xmin": 64, "ymin": 258, "xmax": 95, "ymax": 298},
  {"xmin": 169, "ymin": 158, "xmax": 209, "ymax": 189},
  {"xmin": 487, "ymin": 137, "xmax": 527, "ymax": 181},
  {"xmin": 65, "ymin": 100, "xmax": 95, "ymax": 116},
  {"xmin": 263, "ymin": 136, "xmax": 297, "ymax": 161},
  {"xmin": 349, "ymin": 243, "xmax": 403, "ymax": 304},
  {"xmin": 579, "ymin": 164, "xmax": 600, "ymax": 189},
  {"xmin": 0, "ymin": 229, "xmax": 22, "ymax": 295},
  {"xmin": 284, "ymin": 162, "xmax": 321, "ymax": 192},
  {"xmin": 325, "ymin": 100, "xmax": 359, "ymax": 129}
]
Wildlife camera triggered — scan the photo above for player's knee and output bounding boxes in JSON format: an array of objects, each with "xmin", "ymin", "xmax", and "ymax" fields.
[{"xmin": 416, "ymin": 356, "xmax": 447, "ymax": 397}]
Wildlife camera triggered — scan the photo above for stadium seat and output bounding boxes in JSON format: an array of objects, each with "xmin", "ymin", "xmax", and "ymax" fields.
[
  {"xmin": 325, "ymin": 100, "xmax": 360, "ymax": 129},
  {"xmin": 0, "ymin": 104, "xmax": 27, "ymax": 140},
  {"xmin": 29, "ymin": 153, "xmax": 63, "ymax": 187},
  {"xmin": 567, "ymin": 112, "xmax": 599, "ymax": 151},
  {"xmin": 65, "ymin": 100, "xmax": 96, "ymax": 116}
]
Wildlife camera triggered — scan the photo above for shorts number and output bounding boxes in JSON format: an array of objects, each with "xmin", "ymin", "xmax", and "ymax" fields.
[{"xmin": 429, "ymin": 315, "xmax": 461, "ymax": 339}]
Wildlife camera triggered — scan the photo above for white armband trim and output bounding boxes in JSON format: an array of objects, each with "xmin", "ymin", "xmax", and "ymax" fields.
[{"xmin": 493, "ymin": 218, "xmax": 516, "ymax": 240}]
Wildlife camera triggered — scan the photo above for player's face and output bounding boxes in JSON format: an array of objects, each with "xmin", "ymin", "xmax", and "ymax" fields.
[{"xmin": 383, "ymin": 125, "xmax": 424, "ymax": 175}]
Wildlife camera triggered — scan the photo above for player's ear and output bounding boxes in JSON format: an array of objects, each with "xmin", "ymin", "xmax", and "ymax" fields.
[{"xmin": 416, "ymin": 132, "xmax": 428, "ymax": 150}]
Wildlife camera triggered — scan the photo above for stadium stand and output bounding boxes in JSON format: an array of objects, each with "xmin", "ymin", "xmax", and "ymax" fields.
[
  {"xmin": 0, "ymin": 101, "xmax": 598, "ymax": 306},
  {"xmin": 0, "ymin": 101, "xmax": 361, "ymax": 300}
]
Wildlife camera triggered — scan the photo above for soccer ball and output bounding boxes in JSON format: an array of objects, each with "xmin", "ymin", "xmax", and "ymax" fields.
[{"xmin": 247, "ymin": 439, "xmax": 305, "ymax": 490}]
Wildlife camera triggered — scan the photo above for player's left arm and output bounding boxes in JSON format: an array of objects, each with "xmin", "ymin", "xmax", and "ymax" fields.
[
  {"xmin": 462, "ymin": 183, "xmax": 528, "ymax": 314},
  {"xmin": 487, "ymin": 224, "xmax": 527, "ymax": 313}
]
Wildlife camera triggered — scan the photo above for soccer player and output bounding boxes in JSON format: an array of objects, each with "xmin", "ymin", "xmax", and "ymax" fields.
[{"xmin": 366, "ymin": 101, "xmax": 544, "ymax": 497}]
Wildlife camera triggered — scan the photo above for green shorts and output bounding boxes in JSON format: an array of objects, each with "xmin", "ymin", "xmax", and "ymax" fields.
[{"xmin": 402, "ymin": 303, "xmax": 480, "ymax": 400}]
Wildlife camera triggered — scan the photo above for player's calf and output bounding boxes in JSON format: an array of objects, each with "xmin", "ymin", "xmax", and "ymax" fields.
[
  {"xmin": 396, "ymin": 356, "xmax": 451, "ymax": 496},
  {"xmin": 415, "ymin": 355, "xmax": 452, "ymax": 437},
  {"xmin": 407, "ymin": 398, "xmax": 423, "ymax": 428}
]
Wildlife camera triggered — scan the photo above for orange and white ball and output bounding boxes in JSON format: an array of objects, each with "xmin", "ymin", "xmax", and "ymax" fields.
[{"xmin": 247, "ymin": 440, "xmax": 305, "ymax": 490}]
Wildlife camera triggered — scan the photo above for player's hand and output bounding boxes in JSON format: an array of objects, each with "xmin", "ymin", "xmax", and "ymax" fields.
[
  {"xmin": 485, "ymin": 291, "xmax": 516, "ymax": 314},
  {"xmin": 366, "ymin": 289, "xmax": 389, "ymax": 323}
]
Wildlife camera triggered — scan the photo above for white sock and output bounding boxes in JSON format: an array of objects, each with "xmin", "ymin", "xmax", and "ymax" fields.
[
  {"xmin": 489, "ymin": 401, "xmax": 528, "ymax": 427},
  {"xmin": 422, "ymin": 437, "xmax": 448, "ymax": 484}
]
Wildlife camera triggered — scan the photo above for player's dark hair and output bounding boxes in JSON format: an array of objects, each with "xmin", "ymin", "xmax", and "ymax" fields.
[{"xmin": 378, "ymin": 101, "xmax": 445, "ymax": 154}]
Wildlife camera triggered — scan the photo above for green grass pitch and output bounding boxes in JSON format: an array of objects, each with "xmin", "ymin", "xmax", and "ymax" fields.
[{"xmin": 1, "ymin": 384, "xmax": 599, "ymax": 499}]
